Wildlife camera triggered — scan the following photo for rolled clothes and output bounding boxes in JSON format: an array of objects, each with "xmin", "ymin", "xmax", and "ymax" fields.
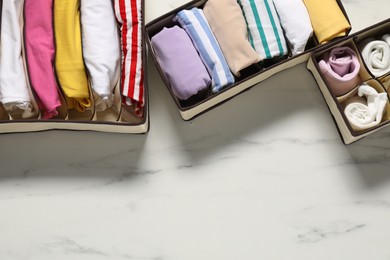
[
  {"xmin": 175, "ymin": 8, "xmax": 235, "ymax": 93},
  {"xmin": 0, "ymin": 0, "xmax": 36, "ymax": 118},
  {"xmin": 81, "ymin": 0, "xmax": 120, "ymax": 112},
  {"xmin": 54, "ymin": 0, "xmax": 91, "ymax": 112},
  {"xmin": 114, "ymin": 0, "xmax": 144, "ymax": 116},
  {"xmin": 237, "ymin": 0, "xmax": 288, "ymax": 61},
  {"xmin": 344, "ymin": 83, "xmax": 387, "ymax": 131},
  {"xmin": 25, "ymin": 0, "xmax": 61, "ymax": 119},
  {"xmin": 302, "ymin": 0, "xmax": 351, "ymax": 44},
  {"xmin": 203, "ymin": 0, "xmax": 260, "ymax": 76},
  {"xmin": 151, "ymin": 26, "xmax": 211, "ymax": 100},
  {"xmin": 273, "ymin": 0, "xmax": 313, "ymax": 55},
  {"xmin": 319, "ymin": 46, "xmax": 361, "ymax": 96},
  {"xmin": 360, "ymin": 34, "xmax": 390, "ymax": 77}
]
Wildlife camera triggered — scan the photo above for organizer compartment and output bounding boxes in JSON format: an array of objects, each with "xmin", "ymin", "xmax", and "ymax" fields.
[{"xmin": 146, "ymin": 0, "xmax": 351, "ymax": 120}]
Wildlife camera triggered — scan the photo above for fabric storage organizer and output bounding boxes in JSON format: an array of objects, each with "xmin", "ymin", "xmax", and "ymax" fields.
[
  {"xmin": 145, "ymin": 0, "xmax": 351, "ymax": 120},
  {"xmin": 307, "ymin": 18, "xmax": 390, "ymax": 144},
  {"xmin": 0, "ymin": 0, "xmax": 148, "ymax": 134}
]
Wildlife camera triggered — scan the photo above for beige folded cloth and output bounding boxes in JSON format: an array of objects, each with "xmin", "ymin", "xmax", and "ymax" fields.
[{"xmin": 203, "ymin": 0, "xmax": 260, "ymax": 77}]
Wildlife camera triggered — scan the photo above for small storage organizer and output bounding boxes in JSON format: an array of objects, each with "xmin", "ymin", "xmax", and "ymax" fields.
[{"xmin": 307, "ymin": 19, "xmax": 390, "ymax": 144}]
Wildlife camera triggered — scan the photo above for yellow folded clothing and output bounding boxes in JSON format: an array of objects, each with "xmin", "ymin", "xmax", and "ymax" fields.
[
  {"xmin": 303, "ymin": 0, "xmax": 350, "ymax": 44},
  {"xmin": 54, "ymin": 0, "xmax": 91, "ymax": 112}
]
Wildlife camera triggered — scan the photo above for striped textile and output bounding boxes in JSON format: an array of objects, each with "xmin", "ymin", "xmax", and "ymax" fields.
[
  {"xmin": 237, "ymin": 0, "xmax": 288, "ymax": 60},
  {"xmin": 114, "ymin": 0, "xmax": 144, "ymax": 116},
  {"xmin": 175, "ymin": 8, "xmax": 235, "ymax": 93}
]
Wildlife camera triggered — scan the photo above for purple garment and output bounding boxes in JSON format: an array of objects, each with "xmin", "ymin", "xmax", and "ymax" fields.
[
  {"xmin": 151, "ymin": 26, "xmax": 211, "ymax": 100},
  {"xmin": 319, "ymin": 46, "xmax": 361, "ymax": 96}
]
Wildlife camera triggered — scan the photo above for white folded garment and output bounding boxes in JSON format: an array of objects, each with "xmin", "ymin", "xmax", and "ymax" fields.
[
  {"xmin": 273, "ymin": 0, "xmax": 313, "ymax": 55},
  {"xmin": 360, "ymin": 34, "xmax": 390, "ymax": 77},
  {"xmin": 0, "ymin": 0, "xmax": 36, "ymax": 118},
  {"xmin": 344, "ymin": 83, "xmax": 388, "ymax": 131},
  {"xmin": 81, "ymin": 0, "xmax": 120, "ymax": 111}
]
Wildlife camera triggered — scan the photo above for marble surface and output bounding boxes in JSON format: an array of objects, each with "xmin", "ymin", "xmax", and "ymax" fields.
[{"xmin": 1, "ymin": 0, "xmax": 390, "ymax": 259}]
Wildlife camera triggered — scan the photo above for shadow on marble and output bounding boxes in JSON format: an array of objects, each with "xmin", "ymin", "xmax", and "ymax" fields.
[
  {"xmin": 150, "ymin": 61, "xmax": 333, "ymax": 159},
  {"xmin": 346, "ymin": 130, "xmax": 390, "ymax": 188},
  {"xmin": 0, "ymin": 131, "xmax": 147, "ymax": 178}
]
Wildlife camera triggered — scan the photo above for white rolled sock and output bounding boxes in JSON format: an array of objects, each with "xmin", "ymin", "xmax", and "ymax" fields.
[
  {"xmin": 0, "ymin": 0, "xmax": 35, "ymax": 118},
  {"xmin": 344, "ymin": 83, "xmax": 388, "ymax": 131},
  {"xmin": 80, "ymin": 0, "xmax": 120, "ymax": 111},
  {"xmin": 360, "ymin": 34, "xmax": 390, "ymax": 77}
]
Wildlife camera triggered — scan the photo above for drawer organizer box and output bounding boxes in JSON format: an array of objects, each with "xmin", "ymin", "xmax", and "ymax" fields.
[
  {"xmin": 0, "ymin": 0, "xmax": 149, "ymax": 134},
  {"xmin": 307, "ymin": 19, "xmax": 390, "ymax": 144},
  {"xmin": 146, "ymin": 0, "xmax": 351, "ymax": 120}
]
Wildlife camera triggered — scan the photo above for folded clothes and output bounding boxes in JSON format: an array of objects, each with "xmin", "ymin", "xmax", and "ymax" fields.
[
  {"xmin": 25, "ymin": 0, "xmax": 61, "ymax": 119},
  {"xmin": 319, "ymin": 46, "xmax": 361, "ymax": 96},
  {"xmin": 360, "ymin": 34, "xmax": 390, "ymax": 77},
  {"xmin": 237, "ymin": 0, "xmax": 288, "ymax": 60},
  {"xmin": 344, "ymin": 83, "xmax": 388, "ymax": 131},
  {"xmin": 0, "ymin": 0, "xmax": 36, "ymax": 119},
  {"xmin": 81, "ymin": 0, "xmax": 120, "ymax": 112},
  {"xmin": 203, "ymin": 0, "xmax": 260, "ymax": 76},
  {"xmin": 54, "ymin": 0, "xmax": 91, "ymax": 112},
  {"xmin": 151, "ymin": 26, "xmax": 211, "ymax": 100},
  {"xmin": 303, "ymin": 0, "xmax": 351, "ymax": 44},
  {"xmin": 175, "ymin": 8, "xmax": 235, "ymax": 93},
  {"xmin": 114, "ymin": 0, "xmax": 144, "ymax": 116},
  {"xmin": 273, "ymin": 0, "xmax": 313, "ymax": 55}
]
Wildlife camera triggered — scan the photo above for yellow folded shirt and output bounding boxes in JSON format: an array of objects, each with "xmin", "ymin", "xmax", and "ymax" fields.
[
  {"xmin": 303, "ymin": 0, "xmax": 351, "ymax": 44},
  {"xmin": 54, "ymin": 0, "xmax": 91, "ymax": 112}
]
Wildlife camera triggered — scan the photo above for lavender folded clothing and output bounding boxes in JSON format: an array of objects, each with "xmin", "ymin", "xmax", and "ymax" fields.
[
  {"xmin": 151, "ymin": 26, "xmax": 211, "ymax": 100},
  {"xmin": 319, "ymin": 46, "xmax": 361, "ymax": 96}
]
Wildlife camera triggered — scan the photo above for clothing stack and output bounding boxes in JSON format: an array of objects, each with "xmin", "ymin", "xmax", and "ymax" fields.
[
  {"xmin": 0, "ymin": 0, "xmax": 145, "ymax": 121},
  {"xmin": 149, "ymin": 0, "xmax": 350, "ymax": 103}
]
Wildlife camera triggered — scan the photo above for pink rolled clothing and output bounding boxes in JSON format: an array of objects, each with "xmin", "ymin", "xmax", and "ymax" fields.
[
  {"xmin": 24, "ymin": 0, "xmax": 61, "ymax": 119},
  {"xmin": 319, "ymin": 46, "xmax": 361, "ymax": 96}
]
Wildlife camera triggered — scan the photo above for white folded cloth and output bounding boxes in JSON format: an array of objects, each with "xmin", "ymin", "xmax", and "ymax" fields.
[
  {"xmin": 273, "ymin": 0, "xmax": 313, "ymax": 55},
  {"xmin": 360, "ymin": 34, "xmax": 390, "ymax": 77},
  {"xmin": 0, "ymin": 0, "xmax": 36, "ymax": 118},
  {"xmin": 80, "ymin": 0, "xmax": 120, "ymax": 112},
  {"xmin": 344, "ymin": 83, "xmax": 388, "ymax": 131}
]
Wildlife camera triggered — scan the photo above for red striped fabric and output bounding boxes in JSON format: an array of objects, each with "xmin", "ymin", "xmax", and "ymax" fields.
[{"xmin": 114, "ymin": 0, "xmax": 144, "ymax": 116}]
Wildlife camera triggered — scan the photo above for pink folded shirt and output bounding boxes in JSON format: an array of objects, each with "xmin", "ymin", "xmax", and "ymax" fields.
[
  {"xmin": 319, "ymin": 46, "xmax": 361, "ymax": 96},
  {"xmin": 24, "ymin": 0, "xmax": 61, "ymax": 119}
]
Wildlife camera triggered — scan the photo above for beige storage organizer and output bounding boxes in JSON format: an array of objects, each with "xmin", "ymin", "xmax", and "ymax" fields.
[
  {"xmin": 0, "ymin": 0, "xmax": 149, "ymax": 134},
  {"xmin": 307, "ymin": 19, "xmax": 390, "ymax": 144},
  {"xmin": 145, "ymin": 0, "xmax": 351, "ymax": 120}
]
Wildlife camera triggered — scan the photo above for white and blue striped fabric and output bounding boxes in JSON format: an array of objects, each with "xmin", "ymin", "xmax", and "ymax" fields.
[
  {"xmin": 175, "ymin": 8, "xmax": 235, "ymax": 93},
  {"xmin": 238, "ymin": 0, "xmax": 288, "ymax": 60}
]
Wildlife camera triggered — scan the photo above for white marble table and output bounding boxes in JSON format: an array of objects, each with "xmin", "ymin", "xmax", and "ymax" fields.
[{"xmin": 1, "ymin": 1, "xmax": 390, "ymax": 259}]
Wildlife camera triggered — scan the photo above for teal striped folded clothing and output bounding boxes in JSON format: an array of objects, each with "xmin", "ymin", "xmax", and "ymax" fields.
[
  {"xmin": 238, "ymin": 0, "xmax": 288, "ymax": 61},
  {"xmin": 175, "ymin": 8, "xmax": 235, "ymax": 93}
]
